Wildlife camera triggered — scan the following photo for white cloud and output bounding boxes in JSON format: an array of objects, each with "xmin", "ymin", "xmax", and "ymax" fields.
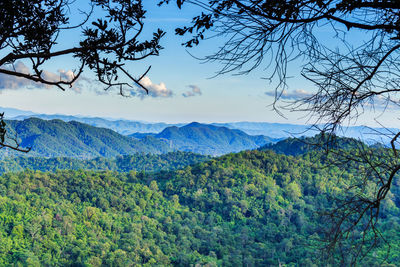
[
  {"xmin": 363, "ymin": 94, "xmax": 400, "ymax": 110},
  {"xmin": 42, "ymin": 69, "xmax": 75, "ymax": 83},
  {"xmin": 0, "ymin": 61, "xmax": 32, "ymax": 89},
  {"xmin": 265, "ymin": 89, "xmax": 313, "ymax": 100},
  {"xmin": 134, "ymin": 76, "xmax": 173, "ymax": 98},
  {"xmin": 42, "ymin": 69, "xmax": 83, "ymax": 93},
  {"xmin": 0, "ymin": 61, "xmax": 88, "ymax": 93},
  {"xmin": 0, "ymin": 61, "xmax": 85, "ymax": 93},
  {"xmin": 182, "ymin": 85, "xmax": 202, "ymax": 97}
]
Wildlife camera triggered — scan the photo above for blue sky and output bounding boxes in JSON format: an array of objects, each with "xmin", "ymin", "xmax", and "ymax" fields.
[{"xmin": 0, "ymin": 1, "xmax": 397, "ymax": 127}]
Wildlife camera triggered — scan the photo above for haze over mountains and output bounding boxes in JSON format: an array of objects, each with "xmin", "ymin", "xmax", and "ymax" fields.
[
  {"xmin": 3, "ymin": 106, "xmax": 396, "ymax": 144},
  {"xmin": 9, "ymin": 112, "xmax": 184, "ymax": 135},
  {"xmin": 2, "ymin": 118, "xmax": 277, "ymax": 157}
]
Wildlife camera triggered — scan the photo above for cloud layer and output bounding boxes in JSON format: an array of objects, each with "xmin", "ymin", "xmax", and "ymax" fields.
[
  {"xmin": 0, "ymin": 61, "xmax": 32, "ymax": 89},
  {"xmin": 182, "ymin": 85, "xmax": 202, "ymax": 97},
  {"xmin": 265, "ymin": 89, "xmax": 313, "ymax": 100},
  {"xmin": 0, "ymin": 63, "xmax": 181, "ymax": 100},
  {"xmin": 0, "ymin": 61, "xmax": 82, "ymax": 92}
]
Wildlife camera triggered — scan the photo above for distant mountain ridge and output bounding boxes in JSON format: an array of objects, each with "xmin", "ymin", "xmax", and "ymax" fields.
[
  {"xmin": 2, "ymin": 106, "xmax": 398, "ymax": 143},
  {"xmin": 132, "ymin": 122, "xmax": 278, "ymax": 155},
  {"xmin": 1, "ymin": 118, "xmax": 276, "ymax": 158},
  {"xmin": 2, "ymin": 118, "xmax": 172, "ymax": 158},
  {"xmin": 1, "ymin": 107, "xmax": 37, "ymax": 118},
  {"xmin": 213, "ymin": 122, "xmax": 399, "ymax": 144},
  {"xmin": 11, "ymin": 113, "xmax": 184, "ymax": 135}
]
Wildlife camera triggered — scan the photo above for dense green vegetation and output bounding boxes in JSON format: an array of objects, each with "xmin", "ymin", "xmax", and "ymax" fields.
[
  {"xmin": 0, "ymin": 152, "xmax": 210, "ymax": 174},
  {"xmin": 0, "ymin": 149, "xmax": 399, "ymax": 266},
  {"xmin": 3, "ymin": 118, "xmax": 172, "ymax": 158}
]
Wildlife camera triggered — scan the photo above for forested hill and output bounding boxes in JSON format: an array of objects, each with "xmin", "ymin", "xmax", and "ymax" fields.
[
  {"xmin": 261, "ymin": 134, "xmax": 367, "ymax": 156},
  {"xmin": 132, "ymin": 122, "xmax": 277, "ymax": 155},
  {"xmin": 0, "ymin": 149, "xmax": 398, "ymax": 265},
  {"xmin": 2, "ymin": 118, "xmax": 172, "ymax": 158}
]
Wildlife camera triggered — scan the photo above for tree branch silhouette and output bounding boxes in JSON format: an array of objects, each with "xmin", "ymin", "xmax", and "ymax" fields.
[
  {"xmin": 0, "ymin": 0, "xmax": 165, "ymax": 152},
  {"xmin": 161, "ymin": 0, "xmax": 400, "ymax": 263}
]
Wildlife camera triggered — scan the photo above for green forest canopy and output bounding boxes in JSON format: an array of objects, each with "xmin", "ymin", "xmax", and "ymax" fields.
[{"xmin": 0, "ymin": 148, "xmax": 399, "ymax": 266}]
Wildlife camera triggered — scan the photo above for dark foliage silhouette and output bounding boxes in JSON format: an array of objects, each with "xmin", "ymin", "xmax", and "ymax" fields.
[{"xmin": 0, "ymin": 0, "xmax": 164, "ymax": 151}]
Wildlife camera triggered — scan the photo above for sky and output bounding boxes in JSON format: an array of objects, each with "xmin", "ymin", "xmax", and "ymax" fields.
[{"xmin": 0, "ymin": 1, "xmax": 398, "ymax": 127}]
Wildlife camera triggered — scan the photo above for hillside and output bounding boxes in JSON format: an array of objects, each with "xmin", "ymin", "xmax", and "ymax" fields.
[
  {"xmin": 0, "ymin": 149, "xmax": 398, "ymax": 265},
  {"xmin": 261, "ymin": 134, "xmax": 367, "ymax": 156},
  {"xmin": 134, "ymin": 122, "xmax": 277, "ymax": 155},
  {"xmin": 2, "ymin": 118, "xmax": 172, "ymax": 158}
]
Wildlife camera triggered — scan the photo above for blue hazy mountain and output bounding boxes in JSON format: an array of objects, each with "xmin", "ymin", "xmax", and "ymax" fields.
[
  {"xmin": 2, "ymin": 107, "xmax": 397, "ymax": 144},
  {"xmin": 213, "ymin": 122, "xmax": 397, "ymax": 143},
  {"xmin": 212, "ymin": 122, "xmax": 314, "ymax": 137},
  {"xmin": 10, "ymin": 113, "xmax": 184, "ymax": 135},
  {"xmin": 1, "ymin": 106, "xmax": 37, "ymax": 118}
]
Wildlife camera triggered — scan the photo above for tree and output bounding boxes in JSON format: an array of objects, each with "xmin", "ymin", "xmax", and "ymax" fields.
[
  {"xmin": 0, "ymin": 0, "xmax": 165, "ymax": 151},
  {"xmin": 160, "ymin": 0, "xmax": 400, "ymax": 263}
]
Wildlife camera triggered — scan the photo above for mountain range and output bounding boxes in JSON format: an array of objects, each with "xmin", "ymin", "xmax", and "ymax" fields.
[
  {"xmin": 2, "ymin": 118, "xmax": 276, "ymax": 157},
  {"xmin": 10, "ymin": 113, "xmax": 184, "ymax": 135},
  {"xmin": 2, "ymin": 106, "xmax": 397, "ymax": 144}
]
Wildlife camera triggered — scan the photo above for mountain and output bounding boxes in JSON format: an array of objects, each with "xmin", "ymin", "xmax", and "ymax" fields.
[
  {"xmin": 140, "ymin": 122, "xmax": 278, "ymax": 155},
  {"xmin": 2, "ymin": 118, "xmax": 172, "ymax": 158}
]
